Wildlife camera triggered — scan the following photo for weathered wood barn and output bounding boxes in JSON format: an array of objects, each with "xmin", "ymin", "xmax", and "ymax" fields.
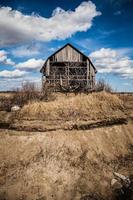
[{"xmin": 40, "ymin": 43, "xmax": 97, "ymax": 92}]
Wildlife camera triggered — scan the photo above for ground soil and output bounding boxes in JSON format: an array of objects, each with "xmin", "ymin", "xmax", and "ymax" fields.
[{"xmin": 0, "ymin": 92, "xmax": 133, "ymax": 200}]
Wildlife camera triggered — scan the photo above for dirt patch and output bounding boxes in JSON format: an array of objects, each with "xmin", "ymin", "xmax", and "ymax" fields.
[
  {"xmin": 0, "ymin": 117, "xmax": 127, "ymax": 132},
  {"xmin": 71, "ymin": 118, "xmax": 128, "ymax": 130}
]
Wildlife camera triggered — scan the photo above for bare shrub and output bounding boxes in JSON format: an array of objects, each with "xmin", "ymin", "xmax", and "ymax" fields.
[
  {"xmin": 0, "ymin": 96, "xmax": 13, "ymax": 111},
  {"xmin": 95, "ymin": 79, "xmax": 113, "ymax": 92},
  {"xmin": 0, "ymin": 82, "xmax": 42, "ymax": 111},
  {"xmin": 12, "ymin": 82, "xmax": 44, "ymax": 107},
  {"xmin": 0, "ymin": 82, "xmax": 56, "ymax": 111}
]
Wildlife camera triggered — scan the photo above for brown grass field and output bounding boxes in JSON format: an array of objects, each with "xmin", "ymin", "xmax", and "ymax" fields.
[{"xmin": 0, "ymin": 92, "xmax": 133, "ymax": 200}]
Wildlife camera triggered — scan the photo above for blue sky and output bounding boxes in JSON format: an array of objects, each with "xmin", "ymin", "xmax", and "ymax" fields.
[{"xmin": 0, "ymin": 0, "xmax": 133, "ymax": 91}]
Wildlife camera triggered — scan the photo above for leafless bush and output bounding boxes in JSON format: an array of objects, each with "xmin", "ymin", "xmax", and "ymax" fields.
[
  {"xmin": 95, "ymin": 79, "xmax": 113, "ymax": 92},
  {"xmin": 0, "ymin": 82, "xmax": 56, "ymax": 111},
  {"xmin": 0, "ymin": 96, "xmax": 13, "ymax": 111},
  {"xmin": 12, "ymin": 82, "xmax": 45, "ymax": 106},
  {"xmin": 0, "ymin": 83, "xmax": 42, "ymax": 111}
]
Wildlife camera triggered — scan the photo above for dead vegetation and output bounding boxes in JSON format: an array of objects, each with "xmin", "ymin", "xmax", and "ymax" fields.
[
  {"xmin": 0, "ymin": 87, "xmax": 133, "ymax": 200},
  {"xmin": 0, "ymin": 83, "xmax": 43, "ymax": 111},
  {"xmin": 95, "ymin": 79, "xmax": 113, "ymax": 92},
  {"xmin": 0, "ymin": 79, "xmax": 114, "ymax": 112},
  {"xmin": 0, "ymin": 91, "xmax": 129, "ymax": 132},
  {"xmin": 0, "ymin": 123, "xmax": 133, "ymax": 200},
  {"xmin": 118, "ymin": 94, "xmax": 133, "ymax": 118},
  {"xmin": 18, "ymin": 92, "xmax": 125, "ymax": 121},
  {"xmin": 12, "ymin": 82, "xmax": 44, "ymax": 105}
]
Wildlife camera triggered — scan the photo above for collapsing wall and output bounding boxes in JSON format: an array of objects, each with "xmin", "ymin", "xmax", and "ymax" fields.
[{"xmin": 41, "ymin": 44, "xmax": 96, "ymax": 92}]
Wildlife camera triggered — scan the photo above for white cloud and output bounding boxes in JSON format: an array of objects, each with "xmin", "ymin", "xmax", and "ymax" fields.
[
  {"xmin": 90, "ymin": 48, "xmax": 118, "ymax": 59},
  {"xmin": 0, "ymin": 50, "xmax": 7, "ymax": 61},
  {"xmin": 0, "ymin": 75, "xmax": 41, "ymax": 91},
  {"xmin": 0, "ymin": 50, "xmax": 7, "ymax": 63},
  {"xmin": 114, "ymin": 10, "xmax": 122, "ymax": 15},
  {"xmin": 0, "ymin": 1, "xmax": 101, "ymax": 46},
  {"xmin": 5, "ymin": 58, "xmax": 15, "ymax": 65},
  {"xmin": 89, "ymin": 48, "xmax": 133, "ymax": 79},
  {"xmin": 0, "ymin": 50, "xmax": 15, "ymax": 65},
  {"xmin": 49, "ymin": 47, "xmax": 57, "ymax": 52},
  {"xmin": 0, "ymin": 69, "xmax": 27, "ymax": 78},
  {"xmin": 15, "ymin": 58, "xmax": 44, "ymax": 71},
  {"xmin": 0, "ymin": 50, "xmax": 14, "ymax": 65},
  {"xmin": 123, "ymin": 82, "xmax": 131, "ymax": 86},
  {"xmin": 12, "ymin": 44, "xmax": 40, "ymax": 57}
]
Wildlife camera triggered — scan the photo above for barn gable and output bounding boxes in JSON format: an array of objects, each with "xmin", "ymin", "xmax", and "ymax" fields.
[
  {"xmin": 50, "ymin": 44, "xmax": 84, "ymax": 62},
  {"xmin": 40, "ymin": 43, "xmax": 97, "ymax": 92},
  {"xmin": 40, "ymin": 43, "xmax": 96, "ymax": 73}
]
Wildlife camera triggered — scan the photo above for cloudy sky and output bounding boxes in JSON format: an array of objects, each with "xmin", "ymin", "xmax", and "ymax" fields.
[{"xmin": 0, "ymin": 0, "xmax": 133, "ymax": 91}]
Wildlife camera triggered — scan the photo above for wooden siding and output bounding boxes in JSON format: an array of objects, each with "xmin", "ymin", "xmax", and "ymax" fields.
[
  {"xmin": 41, "ymin": 44, "xmax": 96, "ymax": 92},
  {"xmin": 53, "ymin": 45, "xmax": 83, "ymax": 62},
  {"xmin": 45, "ymin": 59, "xmax": 50, "ymax": 76}
]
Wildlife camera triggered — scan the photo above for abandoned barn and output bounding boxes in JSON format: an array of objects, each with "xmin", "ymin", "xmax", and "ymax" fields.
[{"xmin": 40, "ymin": 43, "xmax": 97, "ymax": 92}]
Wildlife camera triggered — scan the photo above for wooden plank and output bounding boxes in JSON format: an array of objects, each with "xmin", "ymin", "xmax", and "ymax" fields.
[
  {"xmin": 44, "ymin": 45, "xmax": 96, "ymax": 91},
  {"xmin": 54, "ymin": 45, "xmax": 82, "ymax": 62},
  {"xmin": 87, "ymin": 60, "xmax": 89, "ymax": 87}
]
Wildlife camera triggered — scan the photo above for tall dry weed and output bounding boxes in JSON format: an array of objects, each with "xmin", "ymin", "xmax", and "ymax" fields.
[{"xmin": 19, "ymin": 92, "xmax": 125, "ymax": 121}]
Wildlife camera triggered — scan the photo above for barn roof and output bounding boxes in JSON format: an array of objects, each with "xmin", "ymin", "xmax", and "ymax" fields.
[{"xmin": 40, "ymin": 43, "xmax": 97, "ymax": 73}]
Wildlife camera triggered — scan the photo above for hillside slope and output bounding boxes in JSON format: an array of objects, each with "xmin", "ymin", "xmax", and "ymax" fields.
[
  {"xmin": 0, "ymin": 92, "xmax": 133, "ymax": 200},
  {"xmin": 0, "ymin": 122, "xmax": 133, "ymax": 200},
  {"xmin": 10, "ymin": 92, "xmax": 127, "ymax": 132}
]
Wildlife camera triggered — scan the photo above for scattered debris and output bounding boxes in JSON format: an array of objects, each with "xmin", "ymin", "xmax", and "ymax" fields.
[
  {"xmin": 11, "ymin": 105, "xmax": 21, "ymax": 112},
  {"xmin": 114, "ymin": 172, "xmax": 131, "ymax": 187},
  {"xmin": 111, "ymin": 172, "xmax": 133, "ymax": 200}
]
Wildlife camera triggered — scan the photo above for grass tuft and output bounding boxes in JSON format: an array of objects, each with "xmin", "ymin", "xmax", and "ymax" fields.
[{"xmin": 19, "ymin": 92, "xmax": 125, "ymax": 121}]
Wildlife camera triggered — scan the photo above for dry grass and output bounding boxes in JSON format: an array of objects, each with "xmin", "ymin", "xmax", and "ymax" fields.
[
  {"xmin": 0, "ymin": 82, "xmax": 48, "ymax": 111},
  {"xmin": 19, "ymin": 92, "xmax": 125, "ymax": 121},
  {"xmin": 117, "ymin": 94, "xmax": 133, "ymax": 118},
  {"xmin": 0, "ymin": 92, "xmax": 15, "ymax": 98},
  {"xmin": 0, "ymin": 123, "xmax": 133, "ymax": 200},
  {"xmin": 0, "ymin": 92, "xmax": 133, "ymax": 200}
]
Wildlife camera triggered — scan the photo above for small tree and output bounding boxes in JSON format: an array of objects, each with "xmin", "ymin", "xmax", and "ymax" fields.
[
  {"xmin": 12, "ymin": 82, "xmax": 43, "ymax": 106},
  {"xmin": 96, "ymin": 79, "xmax": 113, "ymax": 92}
]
